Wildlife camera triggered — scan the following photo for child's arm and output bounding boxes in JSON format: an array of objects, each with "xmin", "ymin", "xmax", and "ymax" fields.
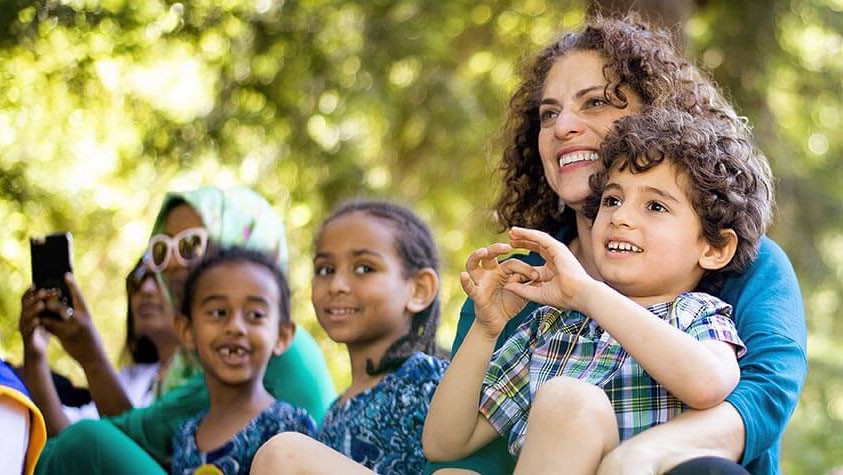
[
  {"xmin": 507, "ymin": 227, "xmax": 740, "ymax": 409},
  {"xmin": 423, "ymin": 243, "xmax": 530, "ymax": 461}
]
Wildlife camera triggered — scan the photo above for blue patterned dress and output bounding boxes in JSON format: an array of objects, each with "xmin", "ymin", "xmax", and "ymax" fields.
[
  {"xmin": 170, "ymin": 399, "xmax": 316, "ymax": 475},
  {"xmin": 317, "ymin": 352, "xmax": 448, "ymax": 474}
]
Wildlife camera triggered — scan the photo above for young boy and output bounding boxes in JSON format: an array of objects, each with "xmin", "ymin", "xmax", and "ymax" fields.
[{"xmin": 423, "ymin": 108, "xmax": 772, "ymax": 473}]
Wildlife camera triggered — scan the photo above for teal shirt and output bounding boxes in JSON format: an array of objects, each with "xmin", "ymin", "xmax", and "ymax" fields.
[{"xmin": 426, "ymin": 236, "xmax": 807, "ymax": 475}]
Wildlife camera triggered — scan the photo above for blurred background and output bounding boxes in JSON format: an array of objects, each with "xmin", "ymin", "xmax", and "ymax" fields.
[{"xmin": 0, "ymin": 0, "xmax": 840, "ymax": 472}]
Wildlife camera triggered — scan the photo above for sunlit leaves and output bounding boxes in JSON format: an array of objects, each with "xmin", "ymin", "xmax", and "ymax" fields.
[{"xmin": 0, "ymin": 1, "xmax": 841, "ymax": 470}]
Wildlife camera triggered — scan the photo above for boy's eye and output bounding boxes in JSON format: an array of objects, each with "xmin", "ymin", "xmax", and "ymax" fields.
[
  {"xmin": 601, "ymin": 195, "xmax": 621, "ymax": 208},
  {"xmin": 353, "ymin": 264, "xmax": 374, "ymax": 275},
  {"xmin": 314, "ymin": 264, "xmax": 333, "ymax": 276},
  {"xmin": 647, "ymin": 201, "xmax": 668, "ymax": 212}
]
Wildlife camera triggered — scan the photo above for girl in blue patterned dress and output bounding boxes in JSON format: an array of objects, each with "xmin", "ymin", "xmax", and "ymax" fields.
[
  {"xmin": 252, "ymin": 200, "xmax": 449, "ymax": 474},
  {"xmin": 170, "ymin": 248, "xmax": 316, "ymax": 474}
]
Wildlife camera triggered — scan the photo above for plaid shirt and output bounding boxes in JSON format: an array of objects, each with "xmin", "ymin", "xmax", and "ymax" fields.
[{"xmin": 479, "ymin": 292, "xmax": 745, "ymax": 457}]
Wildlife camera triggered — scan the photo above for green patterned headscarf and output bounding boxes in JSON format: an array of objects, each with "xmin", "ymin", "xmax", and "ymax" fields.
[
  {"xmin": 151, "ymin": 185, "xmax": 288, "ymax": 395},
  {"xmin": 150, "ymin": 186, "xmax": 288, "ymax": 274}
]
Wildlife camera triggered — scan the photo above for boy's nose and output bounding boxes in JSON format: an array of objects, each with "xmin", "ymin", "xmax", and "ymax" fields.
[{"xmin": 610, "ymin": 204, "xmax": 636, "ymax": 228}]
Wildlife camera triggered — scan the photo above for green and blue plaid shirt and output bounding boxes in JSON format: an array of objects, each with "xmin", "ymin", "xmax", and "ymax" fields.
[{"xmin": 479, "ymin": 292, "xmax": 745, "ymax": 457}]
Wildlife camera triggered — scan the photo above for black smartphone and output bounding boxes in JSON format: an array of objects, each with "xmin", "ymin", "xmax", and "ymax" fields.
[{"xmin": 30, "ymin": 232, "xmax": 74, "ymax": 319}]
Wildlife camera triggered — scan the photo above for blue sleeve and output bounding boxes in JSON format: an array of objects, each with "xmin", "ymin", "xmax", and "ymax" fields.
[{"xmin": 719, "ymin": 237, "xmax": 807, "ymax": 469}]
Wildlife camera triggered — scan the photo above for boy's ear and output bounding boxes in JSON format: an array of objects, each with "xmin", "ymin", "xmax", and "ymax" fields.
[
  {"xmin": 699, "ymin": 229, "xmax": 738, "ymax": 271},
  {"xmin": 175, "ymin": 314, "xmax": 196, "ymax": 351},
  {"xmin": 272, "ymin": 322, "xmax": 296, "ymax": 356},
  {"xmin": 406, "ymin": 268, "xmax": 439, "ymax": 315}
]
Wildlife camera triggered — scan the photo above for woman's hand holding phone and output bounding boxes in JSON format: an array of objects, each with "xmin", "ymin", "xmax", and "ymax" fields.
[
  {"xmin": 36, "ymin": 274, "xmax": 105, "ymax": 366},
  {"xmin": 19, "ymin": 286, "xmax": 52, "ymax": 362}
]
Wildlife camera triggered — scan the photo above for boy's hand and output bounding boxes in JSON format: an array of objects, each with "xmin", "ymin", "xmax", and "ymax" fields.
[
  {"xmin": 461, "ymin": 243, "xmax": 531, "ymax": 339},
  {"xmin": 504, "ymin": 227, "xmax": 595, "ymax": 312}
]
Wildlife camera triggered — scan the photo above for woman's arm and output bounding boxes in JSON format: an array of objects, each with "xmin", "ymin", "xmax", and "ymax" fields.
[
  {"xmin": 597, "ymin": 403, "xmax": 745, "ymax": 474},
  {"xmin": 18, "ymin": 287, "xmax": 71, "ymax": 436},
  {"xmin": 719, "ymin": 237, "xmax": 807, "ymax": 469},
  {"xmin": 39, "ymin": 275, "xmax": 133, "ymax": 417}
]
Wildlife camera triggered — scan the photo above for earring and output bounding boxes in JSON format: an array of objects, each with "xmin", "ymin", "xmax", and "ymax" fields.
[{"xmin": 558, "ymin": 196, "xmax": 566, "ymax": 214}]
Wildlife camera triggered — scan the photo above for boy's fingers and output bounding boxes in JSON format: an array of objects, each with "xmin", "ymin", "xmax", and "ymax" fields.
[
  {"xmin": 459, "ymin": 272, "xmax": 474, "ymax": 295},
  {"xmin": 499, "ymin": 260, "xmax": 539, "ymax": 282},
  {"xmin": 465, "ymin": 247, "xmax": 489, "ymax": 272}
]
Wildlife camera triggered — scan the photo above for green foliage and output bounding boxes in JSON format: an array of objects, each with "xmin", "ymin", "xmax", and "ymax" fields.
[{"xmin": 1, "ymin": 0, "xmax": 840, "ymax": 471}]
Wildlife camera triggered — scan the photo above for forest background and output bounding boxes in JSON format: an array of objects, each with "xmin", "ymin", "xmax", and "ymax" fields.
[{"xmin": 0, "ymin": 0, "xmax": 840, "ymax": 472}]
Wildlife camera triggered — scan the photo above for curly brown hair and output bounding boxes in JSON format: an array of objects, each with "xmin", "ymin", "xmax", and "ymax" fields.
[
  {"xmin": 495, "ymin": 14, "xmax": 755, "ymax": 233},
  {"xmin": 584, "ymin": 107, "xmax": 773, "ymax": 291}
]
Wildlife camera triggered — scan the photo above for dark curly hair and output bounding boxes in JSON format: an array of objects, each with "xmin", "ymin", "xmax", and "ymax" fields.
[
  {"xmin": 317, "ymin": 200, "xmax": 444, "ymax": 375},
  {"xmin": 495, "ymin": 14, "xmax": 755, "ymax": 234},
  {"xmin": 180, "ymin": 247, "xmax": 291, "ymax": 326},
  {"xmin": 584, "ymin": 108, "xmax": 773, "ymax": 292}
]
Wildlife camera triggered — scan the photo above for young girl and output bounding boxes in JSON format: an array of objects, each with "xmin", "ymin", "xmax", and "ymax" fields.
[
  {"xmin": 251, "ymin": 200, "xmax": 449, "ymax": 474},
  {"xmin": 170, "ymin": 247, "xmax": 316, "ymax": 474}
]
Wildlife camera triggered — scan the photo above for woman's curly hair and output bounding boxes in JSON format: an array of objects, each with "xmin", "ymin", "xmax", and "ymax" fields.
[
  {"xmin": 495, "ymin": 14, "xmax": 759, "ymax": 234},
  {"xmin": 584, "ymin": 108, "xmax": 774, "ymax": 292}
]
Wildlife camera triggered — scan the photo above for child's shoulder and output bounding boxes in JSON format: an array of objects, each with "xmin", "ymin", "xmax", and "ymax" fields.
[
  {"xmin": 670, "ymin": 292, "xmax": 733, "ymax": 324},
  {"xmin": 260, "ymin": 400, "xmax": 317, "ymax": 436},
  {"xmin": 396, "ymin": 352, "xmax": 449, "ymax": 382}
]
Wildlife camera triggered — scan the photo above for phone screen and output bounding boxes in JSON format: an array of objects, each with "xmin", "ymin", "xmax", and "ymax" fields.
[{"xmin": 30, "ymin": 232, "xmax": 74, "ymax": 317}]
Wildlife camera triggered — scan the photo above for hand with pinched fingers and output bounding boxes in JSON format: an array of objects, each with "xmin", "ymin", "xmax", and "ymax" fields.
[
  {"xmin": 19, "ymin": 286, "xmax": 53, "ymax": 361},
  {"xmin": 461, "ymin": 242, "xmax": 535, "ymax": 339},
  {"xmin": 503, "ymin": 226, "xmax": 594, "ymax": 312},
  {"xmin": 38, "ymin": 273, "xmax": 106, "ymax": 366}
]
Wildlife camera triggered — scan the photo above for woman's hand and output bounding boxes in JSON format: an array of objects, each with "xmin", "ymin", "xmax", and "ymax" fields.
[
  {"xmin": 38, "ymin": 273, "xmax": 107, "ymax": 366},
  {"xmin": 504, "ymin": 226, "xmax": 595, "ymax": 312},
  {"xmin": 460, "ymin": 243, "xmax": 533, "ymax": 339},
  {"xmin": 19, "ymin": 287, "xmax": 51, "ymax": 362}
]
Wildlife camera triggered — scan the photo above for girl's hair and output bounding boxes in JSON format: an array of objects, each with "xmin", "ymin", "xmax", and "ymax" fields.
[
  {"xmin": 495, "ymin": 14, "xmax": 759, "ymax": 234},
  {"xmin": 585, "ymin": 108, "xmax": 773, "ymax": 292},
  {"xmin": 318, "ymin": 200, "xmax": 444, "ymax": 375},
  {"xmin": 180, "ymin": 247, "xmax": 291, "ymax": 326},
  {"xmin": 123, "ymin": 257, "xmax": 159, "ymax": 365}
]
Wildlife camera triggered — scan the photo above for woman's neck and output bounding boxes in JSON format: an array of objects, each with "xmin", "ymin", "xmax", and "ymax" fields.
[
  {"xmin": 148, "ymin": 334, "xmax": 179, "ymax": 380},
  {"xmin": 152, "ymin": 336, "xmax": 178, "ymax": 367},
  {"xmin": 571, "ymin": 212, "xmax": 601, "ymax": 280}
]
